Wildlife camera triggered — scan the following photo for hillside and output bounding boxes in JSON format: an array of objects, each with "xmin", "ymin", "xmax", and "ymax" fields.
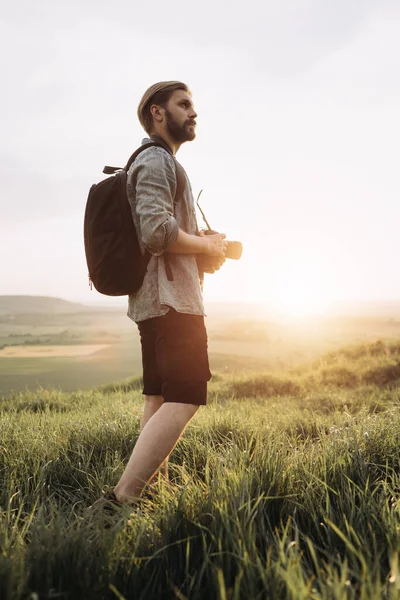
[{"xmin": 0, "ymin": 295, "xmax": 94, "ymax": 315}]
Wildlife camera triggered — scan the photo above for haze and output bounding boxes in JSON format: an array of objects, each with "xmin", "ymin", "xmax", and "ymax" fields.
[{"xmin": 1, "ymin": 0, "xmax": 399, "ymax": 317}]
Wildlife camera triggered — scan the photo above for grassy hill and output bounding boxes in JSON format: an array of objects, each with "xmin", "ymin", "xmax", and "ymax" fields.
[{"xmin": 1, "ymin": 339, "xmax": 400, "ymax": 599}]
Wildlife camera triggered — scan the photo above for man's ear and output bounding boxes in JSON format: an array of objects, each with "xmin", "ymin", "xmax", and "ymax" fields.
[{"xmin": 150, "ymin": 104, "xmax": 164, "ymax": 123}]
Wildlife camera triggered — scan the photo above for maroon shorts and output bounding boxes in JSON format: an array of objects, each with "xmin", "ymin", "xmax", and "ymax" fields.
[{"xmin": 137, "ymin": 308, "xmax": 211, "ymax": 405}]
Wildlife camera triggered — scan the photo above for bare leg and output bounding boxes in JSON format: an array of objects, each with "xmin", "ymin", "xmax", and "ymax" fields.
[
  {"xmin": 141, "ymin": 395, "xmax": 168, "ymax": 482},
  {"xmin": 114, "ymin": 402, "xmax": 199, "ymax": 503},
  {"xmin": 141, "ymin": 395, "xmax": 164, "ymax": 429}
]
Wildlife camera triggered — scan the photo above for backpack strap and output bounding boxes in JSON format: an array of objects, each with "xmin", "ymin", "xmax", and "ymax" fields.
[
  {"xmin": 102, "ymin": 142, "xmax": 165, "ymax": 174},
  {"xmin": 173, "ymin": 162, "xmax": 186, "ymax": 204},
  {"xmin": 103, "ymin": 139, "xmax": 187, "ymax": 283}
]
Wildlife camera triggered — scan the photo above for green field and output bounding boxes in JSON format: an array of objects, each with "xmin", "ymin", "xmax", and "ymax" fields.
[
  {"xmin": 1, "ymin": 336, "xmax": 400, "ymax": 599},
  {"xmin": 2, "ymin": 304, "xmax": 400, "ymax": 396}
]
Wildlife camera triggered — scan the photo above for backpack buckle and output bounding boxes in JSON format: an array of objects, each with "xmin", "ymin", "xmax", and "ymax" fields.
[{"xmin": 103, "ymin": 166, "xmax": 122, "ymax": 175}]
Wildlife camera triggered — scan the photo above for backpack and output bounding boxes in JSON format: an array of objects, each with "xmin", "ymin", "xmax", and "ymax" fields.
[{"xmin": 84, "ymin": 138, "xmax": 186, "ymax": 296}]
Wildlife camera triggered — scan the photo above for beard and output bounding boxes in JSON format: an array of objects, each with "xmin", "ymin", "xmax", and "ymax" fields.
[{"xmin": 165, "ymin": 109, "xmax": 196, "ymax": 143}]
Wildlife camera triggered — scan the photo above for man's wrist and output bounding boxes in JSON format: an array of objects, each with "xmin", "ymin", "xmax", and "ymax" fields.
[
  {"xmin": 195, "ymin": 235, "xmax": 208, "ymax": 254},
  {"xmin": 167, "ymin": 229, "xmax": 208, "ymax": 254}
]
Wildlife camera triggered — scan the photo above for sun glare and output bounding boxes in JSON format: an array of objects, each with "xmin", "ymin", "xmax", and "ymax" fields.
[
  {"xmin": 250, "ymin": 267, "xmax": 334, "ymax": 320},
  {"xmin": 271, "ymin": 289, "xmax": 331, "ymax": 319},
  {"xmin": 253, "ymin": 252, "xmax": 335, "ymax": 320}
]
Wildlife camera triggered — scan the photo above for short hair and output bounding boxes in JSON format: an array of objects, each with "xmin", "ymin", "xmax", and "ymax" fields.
[{"xmin": 137, "ymin": 81, "xmax": 190, "ymax": 134}]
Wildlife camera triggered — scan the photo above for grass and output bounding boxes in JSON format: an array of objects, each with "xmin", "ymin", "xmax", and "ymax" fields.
[{"xmin": 1, "ymin": 339, "xmax": 400, "ymax": 598}]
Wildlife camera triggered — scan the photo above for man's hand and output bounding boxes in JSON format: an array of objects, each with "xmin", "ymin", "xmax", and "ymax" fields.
[
  {"xmin": 197, "ymin": 231, "xmax": 227, "ymax": 274},
  {"xmin": 197, "ymin": 253, "xmax": 226, "ymax": 274},
  {"xmin": 199, "ymin": 231, "xmax": 228, "ymax": 257}
]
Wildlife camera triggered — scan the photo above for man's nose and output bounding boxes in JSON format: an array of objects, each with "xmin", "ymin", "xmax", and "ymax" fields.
[{"xmin": 190, "ymin": 108, "xmax": 198, "ymax": 118}]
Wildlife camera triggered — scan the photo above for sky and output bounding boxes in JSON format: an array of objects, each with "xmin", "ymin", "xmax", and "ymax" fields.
[{"xmin": 1, "ymin": 0, "xmax": 399, "ymax": 316}]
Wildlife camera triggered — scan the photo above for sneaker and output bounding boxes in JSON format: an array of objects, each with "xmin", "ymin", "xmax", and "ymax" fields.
[{"xmin": 87, "ymin": 487, "xmax": 123, "ymax": 517}]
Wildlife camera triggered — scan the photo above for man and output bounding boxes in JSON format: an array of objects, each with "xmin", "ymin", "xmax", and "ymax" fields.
[{"xmin": 106, "ymin": 81, "xmax": 227, "ymax": 506}]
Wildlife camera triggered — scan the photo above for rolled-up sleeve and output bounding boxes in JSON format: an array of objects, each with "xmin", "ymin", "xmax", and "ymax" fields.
[{"xmin": 133, "ymin": 148, "xmax": 179, "ymax": 256}]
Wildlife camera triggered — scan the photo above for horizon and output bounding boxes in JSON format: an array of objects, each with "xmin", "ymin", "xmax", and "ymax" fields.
[{"xmin": 2, "ymin": 293, "xmax": 400, "ymax": 321}]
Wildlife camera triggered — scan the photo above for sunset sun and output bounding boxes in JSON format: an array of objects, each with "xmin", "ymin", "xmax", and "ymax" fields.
[{"xmin": 272, "ymin": 286, "xmax": 331, "ymax": 318}]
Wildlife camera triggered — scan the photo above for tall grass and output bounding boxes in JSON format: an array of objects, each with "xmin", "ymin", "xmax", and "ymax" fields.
[{"xmin": 1, "ymin": 339, "xmax": 400, "ymax": 599}]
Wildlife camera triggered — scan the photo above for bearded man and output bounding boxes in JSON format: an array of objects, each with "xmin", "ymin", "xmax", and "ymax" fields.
[{"xmin": 99, "ymin": 81, "xmax": 227, "ymax": 508}]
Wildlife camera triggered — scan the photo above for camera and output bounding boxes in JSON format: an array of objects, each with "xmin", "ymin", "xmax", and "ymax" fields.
[{"xmin": 202, "ymin": 229, "xmax": 243, "ymax": 260}]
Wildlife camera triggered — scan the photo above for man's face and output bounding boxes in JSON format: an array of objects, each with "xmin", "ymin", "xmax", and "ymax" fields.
[{"xmin": 164, "ymin": 90, "xmax": 197, "ymax": 143}]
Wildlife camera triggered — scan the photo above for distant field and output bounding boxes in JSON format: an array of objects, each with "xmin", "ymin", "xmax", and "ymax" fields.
[
  {"xmin": 0, "ymin": 344, "xmax": 112, "ymax": 358},
  {"xmin": 0, "ymin": 344, "xmax": 142, "ymax": 396},
  {"xmin": 1, "ymin": 308, "xmax": 400, "ymax": 396}
]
